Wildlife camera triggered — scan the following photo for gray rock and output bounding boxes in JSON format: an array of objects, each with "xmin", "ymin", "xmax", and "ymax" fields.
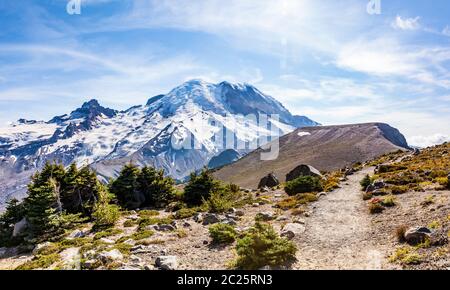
[
  {"xmin": 98, "ymin": 249, "xmax": 123, "ymax": 263},
  {"xmin": 60, "ymin": 247, "xmax": 81, "ymax": 270},
  {"xmin": 182, "ymin": 222, "xmax": 192, "ymax": 228},
  {"xmin": 255, "ymin": 211, "xmax": 276, "ymax": 221},
  {"xmin": 153, "ymin": 224, "xmax": 176, "ymax": 232},
  {"xmin": 404, "ymin": 227, "xmax": 432, "ymax": 245},
  {"xmin": 258, "ymin": 173, "xmax": 280, "ymax": 189},
  {"xmin": 286, "ymin": 165, "xmax": 322, "ymax": 182},
  {"xmin": 235, "ymin": 210, "xmax": 245, "ymax": 216},
  {"xmin": 193, "ymin": 213, "xmax": 203, "ymax": 223},
  {"xmin": 99, "ymin": 238, "xmax": 115, "ymax": 244},
  {"xmin": 413, "ymin": 148, "xmax": 421, "ymax": 155},
  {"xmin": 155, "ymin": 255, "xmax": 178, "ymax": 270},
  {"xmin": 83, "ymin": 259, "xmax": 98, "ymax": 268},
  {"xmin": 281, "ymin": 223, "xmax": 306, "ymax": 240},
  {"xmin": 202, "ymin": 213, "xmax": 221, "ymax": 225},
  {"xmin": 252, "ymin": 203, "xmax": 260, "ymax": 207},
  {"xmin": 12, "ymin": 218, "xmax": 28, "ymax": 237},
  {"xmin": 32, "ymin": 242, "xmax": 52, "ymax": 255}
]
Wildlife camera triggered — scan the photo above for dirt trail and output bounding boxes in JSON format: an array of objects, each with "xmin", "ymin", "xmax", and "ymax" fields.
[{"xmin": 294, "ymin": 167, "xmax": 392, "ymax": 270}]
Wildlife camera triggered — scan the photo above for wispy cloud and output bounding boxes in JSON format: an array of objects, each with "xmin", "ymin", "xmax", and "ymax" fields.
[{"xmin": 392, "ymin": 16, "xmax": 421, "ymax": 31}]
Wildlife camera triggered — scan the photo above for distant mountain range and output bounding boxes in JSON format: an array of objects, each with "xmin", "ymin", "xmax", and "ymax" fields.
[{"xmin": 0, "ymin": 80, "xmax": 319, "ymax": 207}]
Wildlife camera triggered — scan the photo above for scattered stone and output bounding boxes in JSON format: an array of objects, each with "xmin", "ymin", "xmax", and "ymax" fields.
[
  {"xmin": 67, "ymin": 229, "xmax": 87, "ymax": 239},
  {"xmin": 129, "ymin": 255, "xmax": 142, "ymax": 264},
  {"xmin": 293, "ymin": 218, "xmax": 306, "ymax": 225},
  {"xmin": 318, "ymin": 192, "xmax": 327, "ymax": 197},
  {"xmin": 153, "ymin": 224, "xmax": 176, "ymax": 232},
  {"xmin": 255, "ymin": 211, "xmax": 276, "ymax": 221},
  {"xmin": 127, "ymin": 214, "xmax": 139, "ymax": 221},
  {"xmin": 123, "ymin": 239, "xmax": 136, "ymax": 246},
  {"xmin": 304, "ymin": 212, "xmax": 311, "ymax": 217},
  {"xmin": 286, "ymin": 165, "xmax": 322, "ymax": 182},
  {"xmin": 60, "ymin": 247, "xmax": 81, "ymax": 270},
  {"xmin": 274, "ymin": 193, "xmax": 282, "ymax": 198},
  {"xmin": 260, "ymin": 186, "xmax": 270, "ymax": 193},
  {"xmin": 83, "ymin": 250, "xmax": 96, "ymax": 259},
  {"xmin": 12, "ymin": 218, "xmax": 28, "ymax": 237},
  {"xmin": 118, "ymin": 265, "xmax": 141, "ymax": 270},
  {"xmin": 235, "ymin": 210, "xmax": 245, "ymax": 217},
  {"xmin": 99, "ymin": 238, "xmax": 115, "ymax": 244},
  {"xmin": 276, "ymin": 216, "xmax": 289, "ymax": 222},
  {"xmin": 98, "ymin": 249, "xmax": 123, "ymax": 263},
  {"xmin": 404, "ymin": 227, "xmax": 432, "ymax": 245},
  {"xmin": 83, "ymin": 259, "xmax": 98, "ymax": 268},
  {"xmin": 344, "ymin": 167, "xmax": 355, "ymax": 176},
  {"xmin": 203, "ymin": 240, "xmax": 209, "ymax": 245},
  {"xmin": 221, "ymin": 219, "xmax": 237, "ymax": 226},
  {"xmin": 252, "ymin": 203, "xmax": 260, "ymax": 207},
  {"xmin": 281, "ymin": 223, "xmax": 306, "ymax": 240},
  {"xmin": 366, "ymin": 181, "xmax": 386, "ymax": 193},
  {"xmin": 193, "ymin": 213, "xmax": 203, "ymax": 223},
  {"xmin": 258, "ymin": 173, "xmax": 280, "ymax": 189},
  {"xmin": 144, "ymin": 265, "xmax": 155, "ymax": 270},
  {"xmin": 32, "ymin": 242, "xmax": 52, "ymax": 254},
  {"xmin": 131, "ymin": 245, "xmax": 158, "ymax": 254},
  {"xmin": 413, "ymin": 148, "xmax": 421, "ymax": 155},
  {"xmin": 182, "ymin": 222, "xmax": 192, "ymax": 228},
  {"xmin": 155, "ymin": 256, "xmax": 178, "ymax": 270},
  {"xmin": 202, "ymin": 213, "xmax": 221, "ymax": 225}
]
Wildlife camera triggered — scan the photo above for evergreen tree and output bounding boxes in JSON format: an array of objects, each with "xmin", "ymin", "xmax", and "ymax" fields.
[
  {"xmin": 24, "ymin": 178, "xmax": 59, "ymax": 236},
  {"xmin": 138, "ymin": 166, "xmax": 175, "ymax": 207},
  {"xmin": 92, "ymin": 185, "xmax": 120, "ymax": 228},
  {"xmin": 184, "ymin": 168, "xmax": 221, "ymax": 205},
  {"xmin": 61, "ymin": 164, "xmax": 101, "ymax": 216},
  {"xmin": 109, "ymin": 163, "xmax": 144, "ymax": 209},
  {"xmin": 0, "ymin": 199, "xmax": 26, "ymax": 246}
]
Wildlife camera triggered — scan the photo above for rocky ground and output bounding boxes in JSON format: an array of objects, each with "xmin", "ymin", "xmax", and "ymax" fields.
[{"xmin": 1, "ymin": 146, "xmax": 449, "ymax": 270}]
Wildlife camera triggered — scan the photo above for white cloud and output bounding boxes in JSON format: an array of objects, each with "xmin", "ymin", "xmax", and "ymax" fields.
[
  {"xmin": 392, "ymin": 16, "xmax": 421, "ymax": 31},
  {"xmin": 408, "ymin": 134, "xmax": 450, "ymax": 148},
  {"xmin": 443, "ymin": 26, "xmax": 450, "ymax": 37}
]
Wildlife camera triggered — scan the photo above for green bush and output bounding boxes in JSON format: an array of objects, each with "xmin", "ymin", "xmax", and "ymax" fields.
[
  {"xmin": 92, "ymin": 188, "xmax": 120, "ymax": 228},
  {"xmin": 203, "ymin": 189, "xmax": 237, "ymax": 213},
  {"xmin": 360, "ymin": 174, "xmax": 371, "ymax": 190},
  {"xmin": 284, "ymin": 176, "xmax": 323, "ymax": 196},
  {"xmin": 209, "ymin": 223, "xmax": 237, "ymax": 244},
  {"xmin": 184, "ymin": 168, "xmax": 221, "ymax": 205},
  {"xmin": 174, "ymin": 208, "xmax": 198, "ymax": 219},
  {"xmin": 234, "ymin": 223, "xmax": 297, "ymax": 270}
]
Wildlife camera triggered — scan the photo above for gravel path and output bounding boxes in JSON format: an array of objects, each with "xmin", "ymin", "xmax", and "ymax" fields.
[{"xmin": 293, "ymin": 167, "xmax": 392, "ymax": 270}]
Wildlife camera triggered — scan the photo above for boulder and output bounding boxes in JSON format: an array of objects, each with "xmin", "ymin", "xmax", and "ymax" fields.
[
  {"xmin": 286, "ymin": 165, "xmax": 322, "ymax": 182},
  {"xmin": 67, "ymin": 229, "xmax": 88, "ymax": 239},
  {"xmin": 99, "ymin": 238, "xmax": 115, "ymax": 244},
  {"xmin": 258, "ymin": 173, "xmax": 280, "ymax": 189},
  {"xmin": 155, "ymin": 255, "xmax": 178, "ymax": 270},
  {"xmin": 32, "ymin": 242, "xmax": 52, "ymax": 255},
  {"xmin": 202, "ymin": 213, "xmax": 221, "ymax": 225},
  {"xmin": 98, "ymin": 249, "xmax": 123, "ymax": 263},
  {"xmin": 280, "ymin": 223, "xmax": 306, "ymax": 240},
  {"xmin": 404, "ymin": 227, "xmax": 432, "ymax": 245},
  {"xmin": 153, "ymin": 224, "xmax": 176, "ymax": 232},
  {"xmin": 60, "ymin": 247, "xmax": 81, "ymax": 270},
  {"xmin": 193, "ymin": 213, "xmax": 203, "ymax": 223},
  {"xmin": 12, "ymin": 218, "xmax": 28, "ymax": 237},
  {"xmin": 413, "ymin": 148, "xmax": 421, "ymax": 156},
  {"xmin": 365, "ymin": 181, "xmax": 386, "ymax": 193},
  {"xmin": 235, "ymin": 210, "xmax": 245, "ymax": 217},
  {"xmin": 255, "ymin": 212, "xmax": 276, "ymax": 221}
]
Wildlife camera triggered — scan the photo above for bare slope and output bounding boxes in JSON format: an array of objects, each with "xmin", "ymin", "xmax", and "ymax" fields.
[{"xmin": 213, "ymin": 123, "xmax": 409, "ymax": 188}]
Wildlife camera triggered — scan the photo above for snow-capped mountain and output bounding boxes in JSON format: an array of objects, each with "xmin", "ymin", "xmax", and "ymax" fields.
[{"xmin": 0, "ymin": 79, "xmax": 319, "ymax": 207}]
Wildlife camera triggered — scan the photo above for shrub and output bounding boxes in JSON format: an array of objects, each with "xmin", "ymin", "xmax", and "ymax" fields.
[
  {"xmin": 275, "ymin": 197, "xmax": 299, "ymax": 210},
  {"xmin": 138, "ymin": 210, "xmax": 160, "ymax": 217},
  {"xmin": 362, "ymin": 192, "xmax": 373, "ymax": 201},
  {"xmin": 92, "ymin": 188, "xmax": 120, "ymax": 229},
  {"xmin": 174, "ymin": 208, "xmax": 198, "ymax": 219},
  {"xmin": 378, "ymin": 165, "xmax": 407, "ymax": 173},
  {"xmin": 209, "ymin": 223, "xmax": 237, "ymax": 244},
  {"xmin": 123, "ymin": 220, "xmax": 136, "ymax": 227},
  {"xmin": 390, "ymin": 185, "xmax": 409, "ymax": 195},
  {"xmin": 296, "ymin": 193, "xmax": 318, "ymax": 204},
  {"xmin": 234, "ymin": 223, "xmax": 297, "ymax": 270},
  {"xmin": 395, "ymin": 225, "xmax": 407, "ymax": 243},
  {"xmin": 16, "ymin": 253, "xmax": 60, "ymax": 270},
  {"xmin": 284, "ymin": 176, "xmax": 323, "ymax": 196},
  {"xmin": 360, "ymin": 175, "xmax": 371, "ymax": 190},
  {"xmin": 369, "ymin": 199, "xmax": 385, "ymax": 214},
  {"xmin": 131, "ymin": 230, "xmax": 154, "ymax": 240},
  {"xmin": 184, "ymin": 169, "xmax": 222, "ymax": 205},
  {"xmin": 381, "ymin": 195, "xmax": 397, "ymax": 207},
  {"xmin": 203, "ymin": 189, "xmax": 236, "ymax": 213},
  {"xmin": 137, "ymin": 217, "xmax": 173, "ymax": 230}
]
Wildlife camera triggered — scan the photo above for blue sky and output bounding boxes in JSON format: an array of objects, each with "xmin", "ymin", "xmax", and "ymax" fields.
[{"xmin": 0, "ymin": 0, "xmax": 449, "ymax": 147}]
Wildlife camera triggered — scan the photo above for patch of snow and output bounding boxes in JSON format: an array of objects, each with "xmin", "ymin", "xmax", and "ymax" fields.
[{"xmin": 297, "ymin": 131, "xmax": 311, "ymax": 137}]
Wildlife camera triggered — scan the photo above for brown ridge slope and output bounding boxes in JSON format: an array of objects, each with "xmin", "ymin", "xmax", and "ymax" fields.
[{"xmin": 213, "ymin": 123, "xmax": 409, "ymax": 189}]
